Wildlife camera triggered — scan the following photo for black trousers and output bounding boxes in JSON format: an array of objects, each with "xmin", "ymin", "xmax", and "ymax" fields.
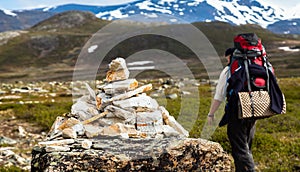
[{"xmin": 227, "ymin": 116, "xmax": 256, "ymax": 172}]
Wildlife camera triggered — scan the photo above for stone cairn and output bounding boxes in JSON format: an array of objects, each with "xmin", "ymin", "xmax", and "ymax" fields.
[{"xmin": 31, "ymin": 58, "xmax": 232, "ymax": 171}]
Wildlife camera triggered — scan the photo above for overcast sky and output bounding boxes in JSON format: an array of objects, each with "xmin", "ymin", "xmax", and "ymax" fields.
[{"xmin": 0, "ymin": 0, "xmax": 299, "ymax": 10}]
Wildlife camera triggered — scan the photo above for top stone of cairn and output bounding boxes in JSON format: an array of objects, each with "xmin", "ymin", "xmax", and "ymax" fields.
[{"xmin": 106, "ymin": 57, "xmax": 130, "ymax": 82}]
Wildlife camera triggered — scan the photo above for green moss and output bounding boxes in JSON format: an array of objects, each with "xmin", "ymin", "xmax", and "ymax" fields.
[
  {"xmin": 10, "ymin": 101, "xmax": 72, "ymax": 131},
  {"xmin": 0, "ymin": 166, "xmax": 24, "ymax": 172}
]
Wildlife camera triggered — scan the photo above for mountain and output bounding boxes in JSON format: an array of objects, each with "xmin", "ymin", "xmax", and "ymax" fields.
[
  {"xmin": 0, "ymin": 0, "xmax": 299, "ymax": 34},
  {"xmin": 39, "ymin": 0, "xmax": 286, "ymax": 27},
  {"xmin": 267, "ymin": 19, "xmax": 300, "ymax": 35},
  {"xmin": 0, "ymin": 11, "xmax": 299, "ymax": 81},
  {"xmin": 0, "ymin": 9, "xmax": 54, "ymax": 32}
]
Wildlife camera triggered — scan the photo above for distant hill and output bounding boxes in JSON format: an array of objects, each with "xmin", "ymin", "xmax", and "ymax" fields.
[
  {"xmin": 0, "ymin": 11, "xmax": 109, "ymax": 81},
  {"xmin": 0, "ymin": 11, "xmax": 299, "ymax": 82}
]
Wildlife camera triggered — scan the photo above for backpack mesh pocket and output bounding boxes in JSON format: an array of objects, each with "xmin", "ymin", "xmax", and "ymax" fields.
[{"xmin": 238, "ymin": 91, "xmax": 274, "ymax": 119}]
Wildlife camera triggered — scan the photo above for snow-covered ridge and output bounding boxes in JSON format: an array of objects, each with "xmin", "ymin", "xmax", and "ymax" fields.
[
  {"xmin": 207, "ymin": 0, "xmax": 286, "ymax": 27},
  {"xmin": 88, "ymin": 0, "xmax": 290, "ymax": 28}
]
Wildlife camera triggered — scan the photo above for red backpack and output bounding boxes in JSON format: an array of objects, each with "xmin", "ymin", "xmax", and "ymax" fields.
[{"xmin": 230, "ymin": 33, "xmax": 273, "ymax": 90}]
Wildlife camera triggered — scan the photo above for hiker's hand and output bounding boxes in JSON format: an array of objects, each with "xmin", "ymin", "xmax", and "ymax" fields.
[{"xmin": 207, "ymin": 114, "xmax": 214, "ymax": 125}]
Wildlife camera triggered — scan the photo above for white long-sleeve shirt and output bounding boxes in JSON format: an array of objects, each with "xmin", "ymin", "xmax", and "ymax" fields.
[{"xmin": 214, "ymin": 66, "xmax": 230, "ymax": 102}]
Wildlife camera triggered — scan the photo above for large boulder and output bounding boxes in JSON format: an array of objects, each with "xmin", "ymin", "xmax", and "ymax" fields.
[{"xmin": 31, "ymin": 137, "xmax": 232, "ymax": 171}]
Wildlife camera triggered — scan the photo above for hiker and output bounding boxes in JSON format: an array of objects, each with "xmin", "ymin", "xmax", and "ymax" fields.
[
  {"xmin": 208, "ymin": 33, "xmax": 285, "ymax": 172},
  {"xmin": 208, "ymin": 47, "xmax": 257, "ymax": 172}
]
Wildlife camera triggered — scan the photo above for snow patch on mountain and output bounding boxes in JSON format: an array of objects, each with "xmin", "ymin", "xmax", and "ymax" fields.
[
  {"xmin": 3, "ymin": 9, "xmax": 17, "ymax": 17},
  {"xmin": 158, "ymin": 0, "xmax": 177, "ymax": 5},
  {"xmin": 136, "ymin": 1, "xmax": 172, "ymax": 14},
  {"xmin": 96, "ymin": 9, "xmax": 129, "ymax": 20},
  {"xmin": 43, "ymin": 6, "xmax": 56, "ymax": 12},
  {"xmin": 110, "ymin": 10, "xmax": 129, "ymax": 18}
]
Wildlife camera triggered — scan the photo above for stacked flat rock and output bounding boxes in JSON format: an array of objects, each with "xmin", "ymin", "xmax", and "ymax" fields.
[
  {"xmin": 45, "ymin": 57, "xmax": 188, "ymax": 141},
  {"xmin": 32, "ymin": 57, "xmax": 233, "ymax": 171}
]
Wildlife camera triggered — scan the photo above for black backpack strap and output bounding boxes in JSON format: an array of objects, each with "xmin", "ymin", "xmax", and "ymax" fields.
[
  {"xmin": 243, "ymin": 55, "xmax": 256, "ymax": 117},
  {"xmin": 263, "ymin": 56, "xmax": 270, "ymax": 92},
  {"xmin": 243, "ymin": 56, "xmax": 252, "ymax": 92}
]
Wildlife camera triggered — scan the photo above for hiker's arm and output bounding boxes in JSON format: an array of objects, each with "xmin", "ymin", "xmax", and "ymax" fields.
[
  {"xmin": 207, "ymin": 67, "xmax": 229, "ymax": 124},
  {"xmin": 208, "ymin": 99, "xmax": 222, "ymax": 117},
  {"xmin": 207, "ymin": 99, "xmax": 222, "ymax": 125}
]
